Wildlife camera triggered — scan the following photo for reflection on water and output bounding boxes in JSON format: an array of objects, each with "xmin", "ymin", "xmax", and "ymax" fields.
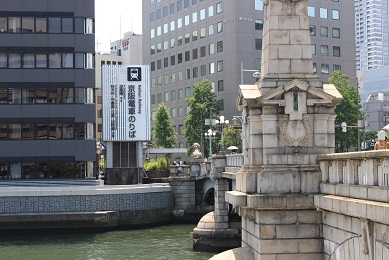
[{"xmin": 0, "ymin": 224, "xmax": 215, "ymax": 260}]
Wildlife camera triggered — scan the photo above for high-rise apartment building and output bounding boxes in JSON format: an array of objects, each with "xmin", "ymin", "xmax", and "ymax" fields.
[
  {"xmin": 143, "ymin": 0, "xmax": 356, "ymax": 148},
  {"xmin": 0, "ymin": 0, "xmax": 96, "ymax": 179},
  {"xmin": 355, "ymin": 0, "xmax": 389, "ymax": 71}
]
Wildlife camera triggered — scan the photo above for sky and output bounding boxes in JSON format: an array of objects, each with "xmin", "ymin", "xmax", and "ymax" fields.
[{"xmin": 95, "ymin": 0, "xmax": 143, "ymax": 53}]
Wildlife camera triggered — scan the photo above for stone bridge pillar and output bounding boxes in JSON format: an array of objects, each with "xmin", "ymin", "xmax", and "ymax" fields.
[{"xmin": 192, "ymin": 155, "xmax": 240, "ymax": 252}]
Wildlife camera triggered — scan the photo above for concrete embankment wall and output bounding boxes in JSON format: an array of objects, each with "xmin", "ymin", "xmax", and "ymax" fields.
[{"xmin": 0, "ymin": 184, "xmax": 173, "ymax": 231}]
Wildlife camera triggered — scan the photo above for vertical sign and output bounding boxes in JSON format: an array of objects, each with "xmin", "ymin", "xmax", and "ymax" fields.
[{"xmin": 102, "ymin": 65, "xmax": 150, "ymax": 141}]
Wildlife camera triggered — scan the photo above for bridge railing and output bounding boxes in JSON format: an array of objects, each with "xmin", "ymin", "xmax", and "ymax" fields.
[
  {"xmin": 318, "ymin": 150, "xmax": 389, "ymax": 203},
  {"xmin": 226, "ymin": 153, "xmax": 243, "ymax": 167}
]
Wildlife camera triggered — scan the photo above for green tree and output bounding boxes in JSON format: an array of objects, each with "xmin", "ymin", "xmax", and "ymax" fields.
[
  {"xmin": 223, "ymin": 124, "xmax": 242, "ymax": 153},
  {"xmin": 329, "ymin": 70, "xmax": 362, "ymax": 152},
  {"xmin": 152, "ymin": 103, "xmax": 176, "ymax": 148},
  {"xmin": 184, "ymin": 79, "xmax": 221, "ymax": 156}
]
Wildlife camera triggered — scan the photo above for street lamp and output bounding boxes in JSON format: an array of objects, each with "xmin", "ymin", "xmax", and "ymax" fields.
[
  {"xmin": 204, "ymin": 129, "xmax": 217, "ymax": 159},
  {"xmin": 215, "ymin": 115, "xmax": 229, "ymax": 154}
]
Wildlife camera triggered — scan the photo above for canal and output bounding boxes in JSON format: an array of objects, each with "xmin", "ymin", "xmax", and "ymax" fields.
[{"xmin": 0, "ymin": 224, "xmax": 216, "ymax": 260}]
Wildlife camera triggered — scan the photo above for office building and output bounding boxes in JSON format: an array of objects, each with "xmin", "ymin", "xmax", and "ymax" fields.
[
  {"xmin": 364, "ymin": 91, "xmax": 389, "ymax": 131},
  {"xmin": 355, "ymin": 0, "xmax": 389, "ymax": 71},
  {"xmin": 0, "ymin": 0, "xmax": 96, "ymax": 179},
  {"xmin": 142, "ymin": 0, "xmax": 356, "ymax": 148}
]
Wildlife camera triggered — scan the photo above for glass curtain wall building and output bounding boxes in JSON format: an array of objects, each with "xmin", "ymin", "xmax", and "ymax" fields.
[
  {"xmin": 355, "ymin": 0, "xmax": 389, "ymax": 71},
  {"xmin": 0, "ymin": 0, "xmax": 96, "ymax": 179},
  {"xmin": 143, "ymin": 0, "xmax": 356, "ymax": 148}
]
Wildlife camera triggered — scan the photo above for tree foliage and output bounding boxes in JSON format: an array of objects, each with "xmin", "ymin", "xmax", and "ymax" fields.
[
  {"xmin": 184, "ymin": 79, "xmax": 221, "ymax": 155},
  {"xmin": 152, "ymin": 103, "xmax": 176, "ymax": 148},
  {"xmin": 223, "ymin": 124, "xmax": 242, "ymax": 153},
  {"xmin": 329, "ymin": 70, "xmax": 362, "ymax": 152}
]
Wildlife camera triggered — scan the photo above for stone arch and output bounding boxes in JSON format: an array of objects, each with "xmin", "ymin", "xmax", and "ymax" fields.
[{"xmin": 203, "ymin": 187, "xmax": 214, "ymax": 205}]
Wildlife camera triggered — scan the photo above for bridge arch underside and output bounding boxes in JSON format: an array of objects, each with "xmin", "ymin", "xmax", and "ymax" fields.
[{"xmin": 316, "ymin": 194, "xmax": 389, "ymax": 259}]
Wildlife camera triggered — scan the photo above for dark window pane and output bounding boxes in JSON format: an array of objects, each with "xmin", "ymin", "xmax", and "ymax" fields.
[
  {"xmin": 62, "ymin": 18, "xmax": 73, "ymax": 33},
  {"xmin": 48, "ymin": 18, "xmax": 61, "ymax": 33},
  {"xmin": 74, "ymin": 18, "xmax": 84, "ymax": 33},
  {"xmin": 0, "ymin": 17, "xmax": 8, "ymax": 33}
]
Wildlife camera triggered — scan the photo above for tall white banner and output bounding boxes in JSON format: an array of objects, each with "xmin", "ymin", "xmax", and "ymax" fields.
[{"xmin": 102, "ymin": 65, "xmax": 150, "ymax": 141}]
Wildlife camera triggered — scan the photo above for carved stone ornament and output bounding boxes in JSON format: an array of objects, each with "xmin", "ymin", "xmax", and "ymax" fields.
[
  {"xmin": 278, "ymin": 118, "xmax": 313, "ymax": 147},
  {"xmin": 191, "ymin": 143, "xmax": 203, "ymax": 159},
  {"xmin": 263, "ymin": 0, "xmax": 302, "ymax": 15}
]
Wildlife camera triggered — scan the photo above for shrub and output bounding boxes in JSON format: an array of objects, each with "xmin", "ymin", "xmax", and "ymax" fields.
[{"xmin": 144, "ymin": 157, "xmax": 167, "ymax": 171}]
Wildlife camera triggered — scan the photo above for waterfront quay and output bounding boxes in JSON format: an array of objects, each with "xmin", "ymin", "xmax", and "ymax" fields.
[{"xmin": 0, "ymin": 182, "xmax": 174, "ymax": 231}]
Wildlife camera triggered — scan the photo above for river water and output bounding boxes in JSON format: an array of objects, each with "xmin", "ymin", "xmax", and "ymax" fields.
[{"xmin": 0, "ymin": 224, "xmax": 216, "ymax": 260}]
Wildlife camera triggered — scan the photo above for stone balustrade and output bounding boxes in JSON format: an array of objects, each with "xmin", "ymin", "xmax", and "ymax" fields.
[
  {"xmin": 317, "ymin": 150, "xmax": 389, "ymax": 203},
  {"xmin": 226, "ymin": 153, "xmax": 243, "ymax": 167}
]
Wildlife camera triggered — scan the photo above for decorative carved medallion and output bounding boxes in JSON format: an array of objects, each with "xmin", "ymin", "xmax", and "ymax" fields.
[{"xmin": 278, "ymin": 118, "xmax": 313, "ymax": 147}]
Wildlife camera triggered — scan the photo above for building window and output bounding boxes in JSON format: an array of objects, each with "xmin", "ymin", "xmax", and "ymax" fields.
[
  {"xmin": 255, "ymin": 58, "xmax": 261, "ymax": 70},
  {"xmin": 192, "ymin": 30, "xmax": 198, "ymax": 41},
  {"xmin": 311, "ymin": 44, "xmax": 316, "ymax": 55},
  {"xmin": 171, "ymin": 55, "xmax": 176, "ymax": 66},
  {"xmin": 208, "ymin": 24, "xmax": 214, "ymax": 36},
  {"xmin": 170, "ymin": 3, "xmax": 175, "ymax": 14},
  {"xmin": 164, "ymin": 40, "xmax": 168, "ymax": 50},
  {"xmin": 217, "ymin": 60, "xmax": 223, "ymax": 72},
  {"xmin": 177, "ymin": 18, "xmax": 182, "ymax": 28},
  {"xmin": 193, "ymin": 48, "xmax": 198, "ymax": 59},
  {"xmin": 209, "ymin": 62, "xmax": 215, "ymax": 74},
  {"xmin": 333, "ymin": 46, "xmax": 341, "ymax": 57},
  {"xmin": 254, "ymin": 0, "xmax": 263, "ymax": 11},
  {"xmin": 309, "ymin": 25, "xmax": 316, "ymax": 36},
  {"xmin": 185, "ymin": 51, "xmax": 190, "ymax": 62},
  {"xmin": 200, "ymin": 27, "xmax": 206, "ymax": 38},
  {"xmin": 200, "ymin": 9, "xmax": 206, "ymax": 20},
  {"xmin": 156, "ymin": 9, "xmax": 162, "ymax": 20},
  {"xmin": 217, "ymin": 22, "xmax": 223, "ymax": 33},
  {"xmin": 255, "ymin": 39, "xmax": 262, "ymax": 50},
  {"xmin": 171, "ymin": 108, "xmax": 176, "ymax": 118},
  {"xmin": 171, "ymin": 38, "xmax": 176, "ymax": 48},
  {"xmin": 320, "ymin": 45, "xmax": 329, "ymax": 56},
  {"xmin": 321, "ymin": 64, "xmax": 329, "ymax": 74},
  {"xmin": 217, "ymin": 41, "xmax": 223, "ymax": 52},
  {"xmin": 332, "ymin": 28, "xmax": 340, "ymax": 38},
  {"xmin": 178, "ymin": 107, "xmax": 184, "ymax": 117},
  {"xmin": 216, "ymin": 2, "xmax": 223, "ymax": 13},
  {"xmin": 170, "ymin": 21, "xmax": 175, "ymax": 31},
  {"xmin": 320, "ymin": 26, "xmax": 328, "ymax": 37},
  {"xmin": 255, "ymin": 19, "xmax": 263, "ymax": 30},
  {"xmin": 200, "ymin": 46, "xmax": 206, "ymax": 57},
  {"xmin": 209, "ymin": 43, "xmax": 214, "ymax": 55},
  {"xmin": 218, "ymin": 80, "xmax": 224, "ymax": 91},
  {"xmin": 184, "ymin": 0, "xmax": 189, "ymax": 8},
  {"xmin": 177, "ymin": 0, "xmax": 182, "ymax": 11},
  {"xmin": 308, "ymin": 6, "xmax": 315, "ymax": 17},
  {"xmin": 151, "ymin": 61, "xmax": 155, "ymax": 71},
  {"xmin": 157, "ymin": 59, "xmax": 162, "ymax": 69},
  {"xmin": 157, "ymin": 26, "xmax": 161, "ymax": 36},
  {"xmin": 178, "ymin": 89, "xmax": 183, "ymax": 99},
  {"xmin": 313, "ymin": 63, "xmax": 317, "ymax": 73},
  {"xmin": 157, "ymin": 43, "xmax": 162, "ymax": 52},
  {"xmin": 171, "ymin": 72, "xmax": 176, "ymax": 83},
  {"xmin": 320, "ymin": 8, "xmax": 328, "ymax": 19},
  {"xmin": 333, "ymin": 64, "xmax": 341, "ymax": 71},
  {"xmin": 192, "ymin": 12, "xmax": 198, "ymax": 23},
  {"xmin": 201, "ymin": 65, "xmax": 206, "ymax": 76},
  {"xmin": 164, "ymin": 57, "xmax": 168, "ymax": 68},
  {"xmin": 164, "ymin": 23, "xmax": 168, "ymax": 34},
  {"xmin": 164, "ymin": 92, "xmax": 169, "ymax": 102},
  {"xmin": 151, "ymin": 29, "xmax": 155, "ymax": 38},
  {"xmin": 171, "ymin": 90, "xmax": 176, "ymax": 101},
  {"xmin": 332, "ymin": 10, "xmax": 340, "ymax": 20},
  {"xmin": 185, "ymin": 87, "xmax": 191, "ymax": 97},
  {"xmin": 178, "ymin": 53, "xmax": 183, "ymax": 64},
  {"xmin": 178, "ymin": 36, "xmax": 183, "ymax": 46},
  {"xmin": 185, "ymin": 15, "xmax": 190, "ymax": 26},
  {"xmin": 163, "ymin": 6, "xmax": 168, "ymax": 17},
  {"xmin": 193, "ymin": 67, "xmax": 198, "ymax": 78},
  {"xmin": 151, "ymin": 45, "xmax": 155, "ymax": 55},
  {"xmin": 178, "ymin": 71, "xmax": 183, "ymax": 81},
  {"xmin": 209, "ymin": 6, "xmax": 214, "ymax": 17},
  {"xmin": 185, "ymin": 69, "xmax": 190, "ymax": 79},
  {"xmin": 185, "ymin": 33, "xmax": 190, "ymax": 44}
]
